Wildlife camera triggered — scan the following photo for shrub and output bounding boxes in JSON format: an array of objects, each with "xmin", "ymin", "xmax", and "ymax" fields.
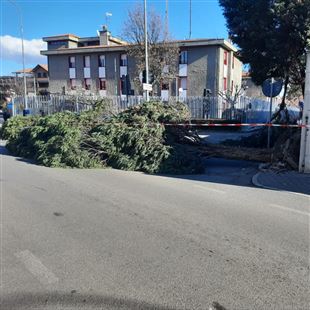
[
  {"xmin": 89, "ymin": 117, "xmax": 170, "ymax": 173},
  {"xmin": 0, "ymin": 115, "xmax": 38, "ymax": 140},
  {"xmin": 87, "ymin": 101, "xmax": 203, "ymax": 174},
  {"xmin": 4, "ymin": 111, "xmax": 103, "ymax": 168},
  {"xmin": 3, "ymin": 100, "xmax": 204, "ymax": 174}
]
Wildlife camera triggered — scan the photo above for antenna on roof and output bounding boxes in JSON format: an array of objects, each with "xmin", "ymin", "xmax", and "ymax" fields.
[{"xmin": 105, "ymin": 12, "xmax": 112, "ymax": 29}]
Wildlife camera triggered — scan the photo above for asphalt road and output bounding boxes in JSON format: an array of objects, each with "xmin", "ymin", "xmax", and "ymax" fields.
[{"xmin": 0, "ymin": 145, "xmax": 309, "ymax": 310}]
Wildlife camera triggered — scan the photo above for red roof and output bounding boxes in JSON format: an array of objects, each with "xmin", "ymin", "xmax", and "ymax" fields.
[
  {"xmin": 13, "ymin": 68, "xmax": 33, "ymax": 74},
  {"xmin": 13, "ymin": 64, "xmax": 48, "ymax": 74}
]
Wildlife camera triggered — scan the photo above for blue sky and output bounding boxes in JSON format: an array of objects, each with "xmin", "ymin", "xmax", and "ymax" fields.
[{"xmin": 0, "ymin": 0, "xmax": 228, "ymax": 75}]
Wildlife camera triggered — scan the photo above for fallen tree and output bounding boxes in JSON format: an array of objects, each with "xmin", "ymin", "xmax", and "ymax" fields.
[{"xmin": 0, "ymin": 101, "xmax": 204, "ymax": 174}]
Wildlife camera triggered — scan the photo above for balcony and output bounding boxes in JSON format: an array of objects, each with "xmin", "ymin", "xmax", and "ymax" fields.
[
  {"xmin": 179, "ymin": 64, "xmax": 187, "ymax": 77},
  {"xmin": 84, "ymin": 67, "xmax": 91, "ymax": 78},
  {"xmin": 120, "ymin": 66, "xmax": 127, "ymax": 77},
  {"xmin": 69, "ymin": 68, "xmax": 76, "ymax": 79},
  {"xmin": 99, "ymin": 67, "xmax": 106, "ymax": 78}
]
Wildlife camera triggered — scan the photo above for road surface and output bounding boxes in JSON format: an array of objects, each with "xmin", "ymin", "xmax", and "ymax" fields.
[{"xmin": 0, "ymin": 145, "xmax": 309, "ymax": 309}]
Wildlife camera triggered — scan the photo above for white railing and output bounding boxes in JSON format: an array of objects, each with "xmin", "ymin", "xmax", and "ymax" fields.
[{"xmin": 11, "ymin": 94, "xmax": 280, "ymax": 123}]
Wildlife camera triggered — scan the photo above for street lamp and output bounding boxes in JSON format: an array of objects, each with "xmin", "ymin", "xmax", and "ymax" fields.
[
  {"xmin": 7, "ymin": 0, "xmax": 28, "ymax": 111},
  {"xmin": 144, "ymin": 0, "xmax": 149, "ymax": 102}
]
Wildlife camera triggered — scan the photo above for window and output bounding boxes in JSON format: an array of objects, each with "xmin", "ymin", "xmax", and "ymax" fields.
[
  {"xmin": 98, "ymin": 55, "xmax": 105, "ymax": 67},
  {"xmin": 99, "ymin": 78, "xmax": 106, "ymax": 90},
  {"xmin": 161, "ymin": 83, "xmax": 169, "ymax": 90},
  {"xmin": 38, "ymin": 82, "xmax": 48, "ymax": 88},
  {"xmin": 43, "ymin": 72, "xmax": 47, "ymax": 78},
  {"xmin": 84, "ymin": 56, "xmax": 90, "ymax": 68},
  {"xmin": 120, "ymin": 54, "xmax": 127, "ymax": 66},
  {"xmin": 70, "ymin": 79, "xmax": 76, "ymax": 90},
  {"xmin": 120, "ymin": 75, "xmax": 127, "ymax": 95},
  {"xmin": 69, "ymin": 56, "xmax": 76, "ymax": 68},
  {"xmin": 224, "ymin": 51, "xmax": 228, "ymax": 65},
  {"xmin": 232, "ymin": 55, "xmax": 235, "ymax": 69},
  {"xmin": 179, "ymin": 77, "xmax": 187, "ymax": 90},
  {"xmin": 37, "ymin": 72, "xmax": 41, "ymax": 78},
  {"xmin": 231, "ymin": 80, "xmax": 234, "ymax": 92},
  {"xmin": 49, "ymin": 40, "xmax": 67, "ymax": 46},
  {"xmin": 223, "ymin": 77, "xmax": 227, "ymax": 91},
  {"xmin": 84, "ymin": 78, "xmax": 91, "ymax": 90},
  {"xmin": 179, "ymin": 51, "xmax": 188, "ymax": 64}
]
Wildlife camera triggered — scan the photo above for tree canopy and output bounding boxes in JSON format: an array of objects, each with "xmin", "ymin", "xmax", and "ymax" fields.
[
  {"xmin": 219, "ymin": 0, "xmax": 310, "ymax": 98},
  {"xmin": 122, "ymin": 4, "xmax": 179, "ymax": 95}
]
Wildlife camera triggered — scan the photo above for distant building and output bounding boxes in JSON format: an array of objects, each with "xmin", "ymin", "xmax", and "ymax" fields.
[
  {"xmin": 13, "ymin": 64, "xmax": 49, "ymax": 94},
  {"xmin": 41, "ymin": 26, "xmax": 243, "ymax": 98},
  {"xmin": 242, "ymin": 71, "xmax": 265, "ymax": 99}
]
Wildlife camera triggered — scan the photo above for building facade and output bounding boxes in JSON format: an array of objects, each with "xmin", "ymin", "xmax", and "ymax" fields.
[
  {"xmin": 41, "ymin": 27, "xmax": 242, "ymax": 98},
  {"xmin": 32, "ymin": 64, "xmax": 49, "ymax": 94},
  {"xmin": 13, "ymin": 64, "xmax": 49, "ymax": 95}
]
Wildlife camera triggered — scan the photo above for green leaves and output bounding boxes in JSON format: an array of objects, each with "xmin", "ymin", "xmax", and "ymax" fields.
[
  {"xmin": 2, "ymin": 101, "xmax": 203, "ymax": 174},
  {"xmin": 219, "ymin": 0, "xmax": 310, "ymax": 95}
]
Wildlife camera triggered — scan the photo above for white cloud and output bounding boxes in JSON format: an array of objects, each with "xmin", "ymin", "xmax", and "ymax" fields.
[{"xmin": 0, "ymin": 35, "xmax": 47, "ymax": 65}]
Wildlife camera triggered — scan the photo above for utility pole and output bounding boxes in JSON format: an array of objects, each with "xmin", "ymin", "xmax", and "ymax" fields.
[
  {"xmin": 33, "ymin": 74, "xmax": 36, "ymax": 96},
  {"xmin": 8, "ymin": 0, "xmax": 28, "ymax": 111},
  {"xmin": 189, "ymin": 0, "xmax": 192, "ymax": 39},
  {"xmin": 165, "ymin": 0, "xmax": 168, "ymax": 41},
  {"xmin": 267, "ymin": 77, "xmax": 274, "ymax": 149},
  {"xmin": 299, "ymin": 51, "xmax": 310, "ymax": 173},
  {"xmin": 144, "ymin": 0, "xmax": 149, "ymax": 101}
]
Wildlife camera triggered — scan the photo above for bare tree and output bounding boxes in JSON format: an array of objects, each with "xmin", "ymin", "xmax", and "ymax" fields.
[
  {"xmin": 0, "ymin": 77, "xmax": 26, "ymax": 97},
  {"xmin": 218, "ymin": 85, "xmax": 246, "ymax": 121},
  {"xmin": 122, "ymin": 4, "xmax": 179, "ymax": 95}
]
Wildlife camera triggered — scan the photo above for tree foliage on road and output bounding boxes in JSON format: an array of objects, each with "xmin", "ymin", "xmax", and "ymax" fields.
[
  {"xmin": 122, "ymin": 4, "xmax": 179, "ymax": 95},
  {"xmin": 1, "ymin": 101, "xmax": 204, "ymax": 174},
  {"xmin": 219, "ymin": 0, "xmax": 310, "ymax": 101}
]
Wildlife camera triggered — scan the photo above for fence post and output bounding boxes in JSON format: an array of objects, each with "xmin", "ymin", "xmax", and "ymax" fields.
[{"xmin": 76, "ymin": 96, "xmax": 79, "ymax": 113}]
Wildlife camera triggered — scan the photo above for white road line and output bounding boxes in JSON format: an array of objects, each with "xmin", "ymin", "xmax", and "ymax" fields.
[
  {"xmin": 269, "ymin": 203, "xmax": 310, "ymax": 217},
  {"xmin": 15, "ymin": 250, "xmax": 58, "ymax": 285},
  {"xmin": 194, "ymin": 185, "xmax": 226, "ymax": 194}
]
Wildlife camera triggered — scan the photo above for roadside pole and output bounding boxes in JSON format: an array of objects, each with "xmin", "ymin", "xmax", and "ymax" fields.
[
  {"xmin": 8, "ymin": 0, "xmax": 28, "ymax": 111},
  {"xmin": 299, "ymin": 52, "xmax": 310, "ymax": 173},
  {"xmin": 144, "ymin": 0, "xmax": 149, "ymax": 102},
  {"xmin": 267, "ymin": 77, "xmax": 274, "ymax": 149}
]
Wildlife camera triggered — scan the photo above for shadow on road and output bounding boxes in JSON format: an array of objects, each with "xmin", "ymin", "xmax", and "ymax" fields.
[
  {"xmin": 1, "ymin": 142, "xmax": 308, "ymax": 196},
  {"xmin": 0, "ymin": 292, "xmax": 184, "ymax": 310},
  {"xmin": 0, "ymin": 145, "xmax": 37, "ymax": 165},
  {"xmin": 158, "ymin": 157, "xmax": 260, "ymax": 189}
]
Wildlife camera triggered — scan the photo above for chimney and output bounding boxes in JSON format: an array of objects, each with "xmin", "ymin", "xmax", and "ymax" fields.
[{"xmin": 99, "ymin": 25, "xmax": 110, "ymax": 45}]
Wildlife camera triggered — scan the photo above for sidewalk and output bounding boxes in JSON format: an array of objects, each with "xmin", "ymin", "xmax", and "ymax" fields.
[{"xmin": 252, "ymin": 170, "xmax": 310, "ymax": 196}]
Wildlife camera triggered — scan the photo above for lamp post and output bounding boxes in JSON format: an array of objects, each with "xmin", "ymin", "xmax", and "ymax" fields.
[
  {"xmin": 7, "ymin": 0, "xmax": 28, "ymax": 111},
  {"xmin": 299, "ymin": 51, "xmax": 310, "ymax": 173},
  {"xmin": 144, "ymin": 0, "xmax": 149, "ymax": 101},
  {"xmin": 189, "ymin": 0, "xmax": 192, "ymax": 39}
]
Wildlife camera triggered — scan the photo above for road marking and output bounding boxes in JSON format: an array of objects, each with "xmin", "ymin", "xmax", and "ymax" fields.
[
  {"xmin": 194, "ymin": 185, "xmax": 226, "ymax": 194},
  {"xmin": 15, "ymin": 250, "xmax": 58, "ymax": 285},
  {"xmin": 269, "ymin": 203, "xmax": 310, "ymax": 217}
]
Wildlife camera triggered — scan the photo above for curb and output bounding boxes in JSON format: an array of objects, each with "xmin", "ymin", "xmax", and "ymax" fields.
[
  {"xmin": 251, "ymin": 172, "xmax": 277, "ymax": 191},
  {"xmin": 252, "ymin": 171, "xmax": 310, "ymax": 198}
]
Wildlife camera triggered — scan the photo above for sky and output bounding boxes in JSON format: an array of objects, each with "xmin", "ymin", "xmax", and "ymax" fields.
[{"xmin": 0, "ymin": 0, "xmax": 228, "ymax": 75}]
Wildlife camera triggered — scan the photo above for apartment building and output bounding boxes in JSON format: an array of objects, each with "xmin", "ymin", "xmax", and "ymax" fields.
[{"xmin": 41, "ymin": 26, "xmax": 242, "ymax": 98}]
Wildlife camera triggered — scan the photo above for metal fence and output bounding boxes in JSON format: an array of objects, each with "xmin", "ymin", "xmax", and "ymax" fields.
[{"xmin": 11, "ymin": 94, "xmax": 276, "ymax": 122}]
